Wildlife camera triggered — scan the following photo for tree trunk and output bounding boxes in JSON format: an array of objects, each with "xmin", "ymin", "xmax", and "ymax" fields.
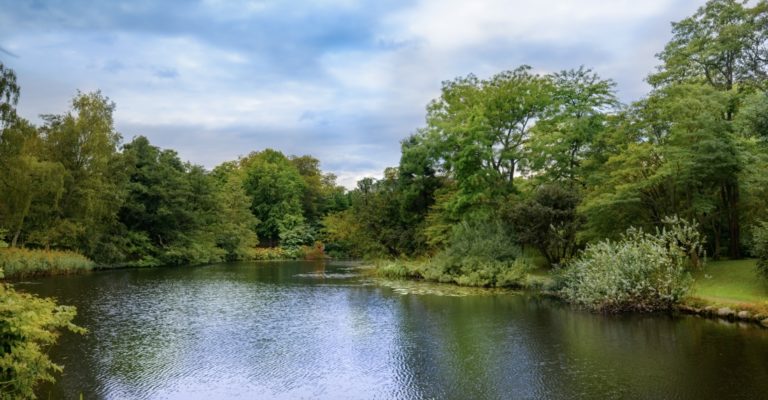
[
  {"xmin": 726, "ymin": 181, "xmax": 741, "ymax": 259},
  {"xmin": 11, "ymin": 228, "xmax": 21, "ymax": 248},
  {"xmin": 721, "ymin": 181, "xmax": 741, "ymax": 259}
]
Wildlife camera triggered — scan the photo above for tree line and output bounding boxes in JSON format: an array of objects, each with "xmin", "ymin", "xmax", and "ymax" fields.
[{"xmin": 0, "ymin": 77, "xmax": 348, "ymax": 266}]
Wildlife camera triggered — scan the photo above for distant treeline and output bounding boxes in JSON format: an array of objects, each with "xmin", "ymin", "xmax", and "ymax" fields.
[{"xmin": 0, "ymin": 79, "xmax": 348, "ymax": 266}]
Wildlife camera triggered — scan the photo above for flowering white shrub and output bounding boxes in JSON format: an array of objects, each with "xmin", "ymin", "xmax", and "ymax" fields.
[{"xmin": 560, "ymin": 228, "xmax": 693, "ymax": 312}]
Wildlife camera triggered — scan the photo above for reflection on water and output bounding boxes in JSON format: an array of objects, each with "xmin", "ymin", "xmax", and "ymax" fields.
[{"xmin": 18, "ymin": 261, "xmax": 768, "ymax": 399}]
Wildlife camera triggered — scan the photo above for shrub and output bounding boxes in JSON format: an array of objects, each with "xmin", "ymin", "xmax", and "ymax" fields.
[
  {"xmin": 377, "ymin": 260, "xmax": 425, "ymax": 280},
  {"xmin": 505, "ymin": 185, "xmax": 583, "ymax": 267},
  {"xmin": 376, "ymin": 220, "xmax": 532, "ymax": 288},
  {"xmin": 302, "ymin": 242, "xmax": 327, "ymax": 260},
  {"xmin": 248, "ymin": 247, "xmax": 291, "ymax": 260},
  {"xmin": 752, "ymin": 221, "xmax": 768, "ymax": 278},
  {"xmin": 657, "ymin": 215, "xmax": 706, "ymax": 269},
  {"xmin": 0, "ymin": 248, "xmax": 95, "ymax": 279},
  {"xmin": 0, "ymin": 269, "xmax": 85, "ymax": 399},
  {"xmin": 158, "ymin": 242, "xmax": 226, "ymax": 266},
  {"xmin": 560, "ymin": 228, "xmax": 693, "ymax": 312}
]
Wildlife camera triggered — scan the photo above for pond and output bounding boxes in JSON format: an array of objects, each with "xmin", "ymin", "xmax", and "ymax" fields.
[{"xmin": 18, "ymin": 261, "xmax": 768, "ymax": 399}]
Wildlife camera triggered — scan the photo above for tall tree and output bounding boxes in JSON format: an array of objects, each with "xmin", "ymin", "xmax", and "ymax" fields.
[
  {"xmin": 0, "ymin": 62, "xmax": 19, "ymax": 128},
  {"xmin": 240, "ymin": 149, "xmax": 307, "ymax": 246},
  {"xmin": 0, "ymin": 119, "xmax": 65, "ymax": 247},
  {"xmin": 581, "ymin": 84, "xmax": 741, "ymax": 258},
  {"xmin": 119, "ymin": 136, "xmax": 224, "ymax": 265},
  {"xmin": 649, "ymin": 0, "xmax": 768, "ymax": 91},
  {"xmin": 647, "ymin": 0, "xmax": 768, "ymax": 257},
  {"xmin": 425, "ymin": 66, "xmax": 553, "ymax": 215},
  {"xmin": 529, "ymin": 67, "xmax": 620, "ymax": 185},
  {"xmin": 39, "ymin": 91, "xmax": 125, "ymax": 256}
]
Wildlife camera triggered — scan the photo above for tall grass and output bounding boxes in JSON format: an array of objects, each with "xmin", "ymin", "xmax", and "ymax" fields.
[{"xmin": 0, "ymin": 248, "xmax": 95, "ymax": 279}]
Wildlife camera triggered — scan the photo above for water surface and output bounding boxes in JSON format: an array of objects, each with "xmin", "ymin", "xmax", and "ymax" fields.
[{"xmin": 19, "ymin": 261, "xmax": 768, "ymax": 399}]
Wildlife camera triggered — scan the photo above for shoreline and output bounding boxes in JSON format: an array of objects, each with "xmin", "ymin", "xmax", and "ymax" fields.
[
  {"xmin": 8, "ymin": 257, "xmax": 768, "ymax": 329},
  {"xmin": 369, "ymin": 261, "xmax": 768, "ymax": 329}
]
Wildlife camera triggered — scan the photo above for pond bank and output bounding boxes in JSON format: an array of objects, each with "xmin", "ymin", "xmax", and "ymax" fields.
[{"xmin": 370, "ymin": 258, "xmax": 768, "ymax": 329}]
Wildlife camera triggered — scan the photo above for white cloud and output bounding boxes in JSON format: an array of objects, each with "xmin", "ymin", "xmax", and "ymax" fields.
[{"xmin": 383, "ymin": 0, "xmax": 675, "ymax": 50}]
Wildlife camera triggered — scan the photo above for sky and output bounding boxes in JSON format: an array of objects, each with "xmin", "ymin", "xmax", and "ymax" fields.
[{"xmin": 0, "ymin": 0, "xmax": 706, "ymax": 188}]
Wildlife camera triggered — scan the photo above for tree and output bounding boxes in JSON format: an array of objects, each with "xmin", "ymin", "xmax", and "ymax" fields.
[
  {"xmin": 290, "ymin": 155, "xmax": 348, "ymax": 227},
  {"xmin": 528, "ymin": 67, "xmax": 620, "ymax": 185},
  {"xmin": 118, "ymin": 136, "xmax": 223, "ymax": 265},
  {"xmin": 646, "ymin": 0, "xmax": 768, "ymax": 258},
  {"xmin": 0, "ymin": 119, "xmax": 65, "ymax": 247},
  {"xmin": 649, "ymin": 0, "xmax": 768, "ymax": 91},
  {"xmin": 0, "ymin": 62, "xmax": 20, "ymax": 128},
  {"xmin": 507, "ymin": 185, "xmax": 583, "ymax": 267},
  {"xmin": 0, "ymin": 276, "xmax": 84, "ymax": 399},
  {"xmin": 581, "ymin": 84, "xmax": 741, "ymax": 258},
  {"xmin": 425, "ymin": 66, "xmax": 553, "ymax": 215},
  {"xmin": 212, "ymin": 173, "xmax": 260, "ymax": 261},
  {"xmin": 39, "ymin": 91, "xmax": 125, "ymax": 258},
  {"xmin": 240, "ymin": 149, "xmax": 306, "ymax": 246}
]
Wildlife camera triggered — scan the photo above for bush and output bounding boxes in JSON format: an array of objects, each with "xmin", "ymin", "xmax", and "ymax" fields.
[
  {"xmin": 158, "ymin": 242, "xmax": 226, "ymax": 266},
  {"xmin": 505, "ymin": 185, "xmax": 583, "ymax": 267},
  {"xmin": 656, "ymin": 215, "xmax": 706, "ymax": 269},
  {"xmin": 248, "ymin": 247, "xmax": 292, "ymax": 260},
  {"xmin": 0, "ymin": 248, "xmax": 95, "ymax": 279},
  {"xmin": 302, "ymin": 242, "xmax": 327, "ymax": 260},
  {"xmin": 0, "ymin": 269, "xmax": 85, "ymax": 398},
  {"xmin": 560, "ymin": 228, "xmax": 693, "ymax": 312},
  {"xmin": 752, "ymin": 221, "xmax": 768, "ymax": 278},
  {"xmin": 376, "ymin": 220, "xmax": 532, "ymax": 288},
  {"xmin": 377, "ymin": 260, "xmax": 425, "ymax": 280}
]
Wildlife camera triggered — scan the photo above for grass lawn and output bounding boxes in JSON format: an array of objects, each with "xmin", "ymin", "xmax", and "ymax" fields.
[{"xmin": 691, "ymin": 259, "xmax": 768, "ymax": 304}]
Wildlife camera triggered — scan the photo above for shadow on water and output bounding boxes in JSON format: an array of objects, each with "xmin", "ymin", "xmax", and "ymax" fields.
[{"xmin": 17, "ymin": 261, "xmax": 768, "ymax": 400}]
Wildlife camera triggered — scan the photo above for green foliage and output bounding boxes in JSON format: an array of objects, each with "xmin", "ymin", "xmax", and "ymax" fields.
[
  {"xmin": 249, "ymin": 247, "xmax": 291, "ymax": 260},
  {"xmin": 212, "ymin": 173, "xmax": 260, "ymax": 261},
  {"xmin": 649, "ymin": 0, "xmax": 768, "ymax": 91},
  {"xmin": 560, "ymin": 227, "xmax": 695, "ymax": 312},
  {"xmin": 424, "ymin": 220, "xmax": 531, "ymax": 287},
  {"xmin": 424, "ymin": 66, "xmax": 552, "ymax": 214},
  {"xmin": 751, "ymin": 221, "xmax": 768, "ymax": 278},
  {"xmin": 240, "ymin": 149, "xmax": 306, "ymax": 246},
  {"xmin": 528, "ymin": 67, "xmax": 619, "ymax": 184},
  {"xmin": 0, "ymin": 62, "xmax": 20, "ymax": 127},
  {"xmin": 0, "ymin": 248, "xmax": 94, "ymax": 278},
  {"xmin": 289, "ymin": 155, "xmax": 348, "ymax": 227},
  {"xmin": 0, "ymin": 119, "xmax": 66, "ymax": 249},
  {"xmin": 278, "ymin": 215, "xmax": 315, "ymax": 252},
  {"xmin": 118, "ymin": 137, "xmax": 223, "ymax": 266},
  {"xmin": 656, "ymin": 215, "xmax": 707, "ymax": 269},
  {"xmin": 322, "ymin": 161, "xmax": 442, "ymax": 259},
  {"xmin": 39, "ymin": 91, "xmax": 126, "ymax": 259},
  {"xmin": 376, "ymin": 260, "xmax": 426, "ymax": 280},
  {"xmin": 506, "ymin": 185, "xmax": 583, "ymax": 267},
  {"xmin": 0, "ymin": 277, "xmax": 85, "ymax": 399},
  {"xmin": 581, "ymin": 83, "xmax": 742, "ymax": 257}
]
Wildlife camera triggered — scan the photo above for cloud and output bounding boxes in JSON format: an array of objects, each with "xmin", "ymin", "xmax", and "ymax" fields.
[{"xmin": 0, "ymin": 0, "xmax": 707, "ymax": 188}]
